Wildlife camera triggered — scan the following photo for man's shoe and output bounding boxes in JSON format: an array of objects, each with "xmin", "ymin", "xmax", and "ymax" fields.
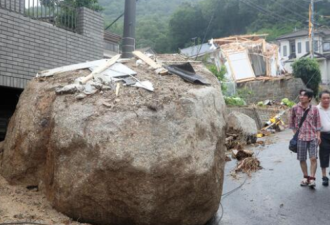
[
  {"xmin": 309, "ymin": 178, "xmax": 316, "ymax": 188},
  {"xmin": 300, "ymin": 177, "xmax": 309, "ymax": 186},
  {"xmin": 322, "ymin": 177, "xmax": 329, "ymax": 186}
]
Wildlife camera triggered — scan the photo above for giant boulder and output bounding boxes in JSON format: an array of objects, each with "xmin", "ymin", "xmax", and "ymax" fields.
[{"xmin": 0, "ymin": 58, "xmax": 226, "ymax": 225}]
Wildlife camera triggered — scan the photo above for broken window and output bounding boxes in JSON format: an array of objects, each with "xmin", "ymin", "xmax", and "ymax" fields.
[{"xmin": 297, "ymin": 42, "xmax": 302, "ymax": 54}]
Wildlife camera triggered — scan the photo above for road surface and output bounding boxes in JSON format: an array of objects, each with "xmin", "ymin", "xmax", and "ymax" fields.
[{"xmin": 211, "ymin": 129, "xmax": 330, "ymax": 225}]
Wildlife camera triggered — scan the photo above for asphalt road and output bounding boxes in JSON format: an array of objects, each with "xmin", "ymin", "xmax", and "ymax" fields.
[{"xmin": 210, "ymin": 129, "xmax": 330, "ymax": 225}]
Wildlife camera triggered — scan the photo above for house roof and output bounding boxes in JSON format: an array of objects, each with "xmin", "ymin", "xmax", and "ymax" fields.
[
  {"xmin": 276, "ymin": 28, "xmax": 330, "ymax": 40},
  {"xmin": 179, "ymin": 43, "xmax": 216, "ymax": 58}
]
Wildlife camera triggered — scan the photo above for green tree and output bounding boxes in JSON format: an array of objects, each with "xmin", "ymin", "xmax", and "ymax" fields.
[
  {"xmin": 39, "ymin": 0, "xmax": 103, "ymax": 30},
  {"xmin": 40, "ymin": 0, "xmax": 103, "ymax": 11},
  {"xmin": 292, "ymin": 58, "xmax": 321, "ymax": 96},
  {"xmin": 97, "ymin": 0, "xmax": 330, "ymax": 53},
  {"xmin": 169, "ymin": 3, "xmax": 207, "ymax": 51}
]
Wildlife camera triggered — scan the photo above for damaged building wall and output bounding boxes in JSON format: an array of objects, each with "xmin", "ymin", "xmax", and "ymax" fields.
[
  {"xmin": 0, "ymin": 7, "xmax": 104, "ymax": 89},
  {"xmin": 213, "ymin": 35, "xmax": 283, "ymax": 83},
  {"xmin": 237, "ymin": 78, "xmax": 306, "ymax": 104}
]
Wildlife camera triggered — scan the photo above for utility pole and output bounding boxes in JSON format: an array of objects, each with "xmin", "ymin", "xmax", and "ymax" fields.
[
  {"xmin": 310, "ymin": 0, "xmax": 315, "ymax": 58},
  {"xmin": 122, "ymin": 0, "xmax": 136, "ymax": 58}
]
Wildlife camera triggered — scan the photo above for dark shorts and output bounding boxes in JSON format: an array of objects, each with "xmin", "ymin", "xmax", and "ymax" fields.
[{"xmin": 320, "ymin": 132, "xmax": 330, "ymax": 168}]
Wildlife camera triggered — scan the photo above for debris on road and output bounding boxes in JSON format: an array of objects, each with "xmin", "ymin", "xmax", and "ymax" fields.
[
  {"xmin": 232, "ymin": 148, "xmax": 254, "ymax": 161},
  {"xmin": 235, "ymin": 157, "xmax": 262, "ymax": 176},
  {"xmin": 229, "ymin": 144, "xmax": 262, "ymax": 176}
]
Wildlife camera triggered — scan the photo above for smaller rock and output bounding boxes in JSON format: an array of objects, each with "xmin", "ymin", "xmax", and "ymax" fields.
[
  {"xmin": 227, "ymin": 112, "xmax": 258, "ymax": 146},
  {"xmin": 76, "ymin": 93, "xmax": 87, "ymax": 100},
  {"xmin": 55, "ymin": 84, "xmax": 84, "ymax": 95},
  {"xmin": 101, "ymin": 85, "xmax": 112, "ymax": 90},
  {"xmin": 89, "ymin": 81, "xmax": 103, "ymax": 90},
  {"xmin": 136, "ymin": 59, "xmax": 144, "ymax": 66},
  {"xmin": 83, "ymin": 83, "xmax": 97, "ymax": 95}
]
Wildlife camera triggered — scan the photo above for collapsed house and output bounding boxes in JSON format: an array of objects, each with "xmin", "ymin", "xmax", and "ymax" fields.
[{"xmin": 212, "ymin": 34, "xmax": 286, "ymax": 83}]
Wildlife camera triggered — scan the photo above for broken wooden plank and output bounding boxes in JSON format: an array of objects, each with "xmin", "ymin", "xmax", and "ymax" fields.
[
  {"xmin": 80, "ymin": 54, "xmax": 121, "ymax": 84},
  {"xmin": 133, "ymin": 51, "xmax": 162, "ymax": 69},
  {"xmin": 37, "ymin": 59, "xmax": 108, "ymax": 77},
  {"xmin": 116, "ymin": 83, "xmax": 121, "ymax": 97},
  {"xmin": 236, "ymin": 77, "xmax": 256, "ymax": 83}
]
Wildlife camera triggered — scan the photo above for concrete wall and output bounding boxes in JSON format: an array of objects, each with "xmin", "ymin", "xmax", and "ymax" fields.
[
  {"xmin": 237, "ymin": 78, "xmax": 306, "ymax": 104},
  {"xmin": 0, "ymin": 7, "xmax": 104, "ymax": 89}
]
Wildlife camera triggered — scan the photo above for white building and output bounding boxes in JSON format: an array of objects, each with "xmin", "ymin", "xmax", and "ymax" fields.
[{"xmin": 277, "ymin": 28, "xmax": 330, "ymax": 84}]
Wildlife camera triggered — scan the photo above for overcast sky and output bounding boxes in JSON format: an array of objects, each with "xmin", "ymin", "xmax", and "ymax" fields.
[{"xmin": 25, "ymin": 0, "xmax": 41, "ymax": 8}]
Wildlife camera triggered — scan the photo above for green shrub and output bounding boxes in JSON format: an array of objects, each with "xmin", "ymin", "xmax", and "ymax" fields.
[
  {"xmin": 224, "ymin": 96, "xmax": 246, "ymax": 106},
  {"xmin": 292, "ymin": 58, "xmax": 321, "ymax": 96},
  {"xmin": 207, "ymin": 64, "xmax": 227, "ymax": 92},
  {"xmin": 281, "ymin": 98, "xmax": 295, "ymax": 108}
]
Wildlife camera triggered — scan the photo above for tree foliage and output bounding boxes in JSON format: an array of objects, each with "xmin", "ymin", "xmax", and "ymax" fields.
[
  {"xmin": 40, "ymin": 0, "xmax": 103, "ymax": 11},
  {"xmin": 292, "ymin": 58, "xmax": 321, "ymax": 96},
  {"xmin": 98, "ymin": 0, "xmax": 330, "ymax": 53}
]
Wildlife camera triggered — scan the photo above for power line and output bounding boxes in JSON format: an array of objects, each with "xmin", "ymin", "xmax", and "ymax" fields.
[
  {"xmin": 195, "ymin": 0, "xmax": 221, "ymax": 60},
  {"xmin": 105, "ymin": 12, "xmax": 124, "ymax": 30},
  {"xmin": 267, "ymin": 0, "xmax": 307, "ymax": 20},
  {"xmin": 240, "ymin": 0, "xmax": 289, "ymax": 23},
  {"xmin": 241, "ymin": 0, "xmax": 300, "ymax": 24},
  {"xmin": 291, "ymin": 0, "xmax": 310, "ymax": 11}
]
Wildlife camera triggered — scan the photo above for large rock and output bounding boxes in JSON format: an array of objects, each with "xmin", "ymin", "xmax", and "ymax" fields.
[
  {"xmin": 227, "ymin": 111, "xmax": 258, "ymax": 144},
  {"xmin": 0, "ymin": 58, "xmax": 226, "ymax": 225}
]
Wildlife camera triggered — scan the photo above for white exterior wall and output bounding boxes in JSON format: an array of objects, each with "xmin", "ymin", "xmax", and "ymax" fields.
[
  {"xmin": 326, "ymin": 60, "xmax": 330, "ymax": 84},
  {"xmin": 284, "ymin": 61, "xmax": 293, "ymax": 74},
  {"xmin": 317, "ymin": 59, "xmax": 327, "ymax": 84},
  {"xmin": 314, "ymin": 35, "xmax": 323, "ymax": 54},
  {"xmin": 295, "ymin": 37, "xmax": 309, "ymax": 58}
]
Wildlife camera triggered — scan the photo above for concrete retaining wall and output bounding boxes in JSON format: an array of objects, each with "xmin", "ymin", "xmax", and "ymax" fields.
[
  {"xmin": 0, "ymin": 7, "xmax": 104, "ymax": 89},
  {"xmin": 237, "ymin": 78, "xmax": 306, "ymax": 104}
]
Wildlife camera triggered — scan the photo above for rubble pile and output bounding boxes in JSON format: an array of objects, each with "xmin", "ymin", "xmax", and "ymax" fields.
[
  {"xmin": 213, "ymin": 34, "xmax": 286, "ymax": 83},
  {"xmin": 0, "ymin": 53, "xmax": 226, "ymax": 225},
  {"xmin": 230, "ymin": 145, "xmax": 261, "ymax": 177},
  {"xmin": 235, "ymin": 157, "xmax": 262, "ymax": 175}
]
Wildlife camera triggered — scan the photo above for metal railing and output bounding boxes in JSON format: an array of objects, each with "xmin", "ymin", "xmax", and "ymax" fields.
[{"xmin": 0, "ymin": 0, "xmax": 77, "ymax": 32}]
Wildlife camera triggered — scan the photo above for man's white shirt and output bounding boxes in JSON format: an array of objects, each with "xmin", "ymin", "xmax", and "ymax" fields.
[{"xmin": 317, "ymin": 104, "xmax": 330, "ymax": 132}]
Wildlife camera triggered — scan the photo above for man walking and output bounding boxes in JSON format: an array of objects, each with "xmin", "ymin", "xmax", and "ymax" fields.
[
  {"xmin": 317, "ymin": 90, "xmax": 330, "ymax": 186},
  {"xmin": 290, "ymin": 89, "xmax": 321, "ymax": 187}
]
